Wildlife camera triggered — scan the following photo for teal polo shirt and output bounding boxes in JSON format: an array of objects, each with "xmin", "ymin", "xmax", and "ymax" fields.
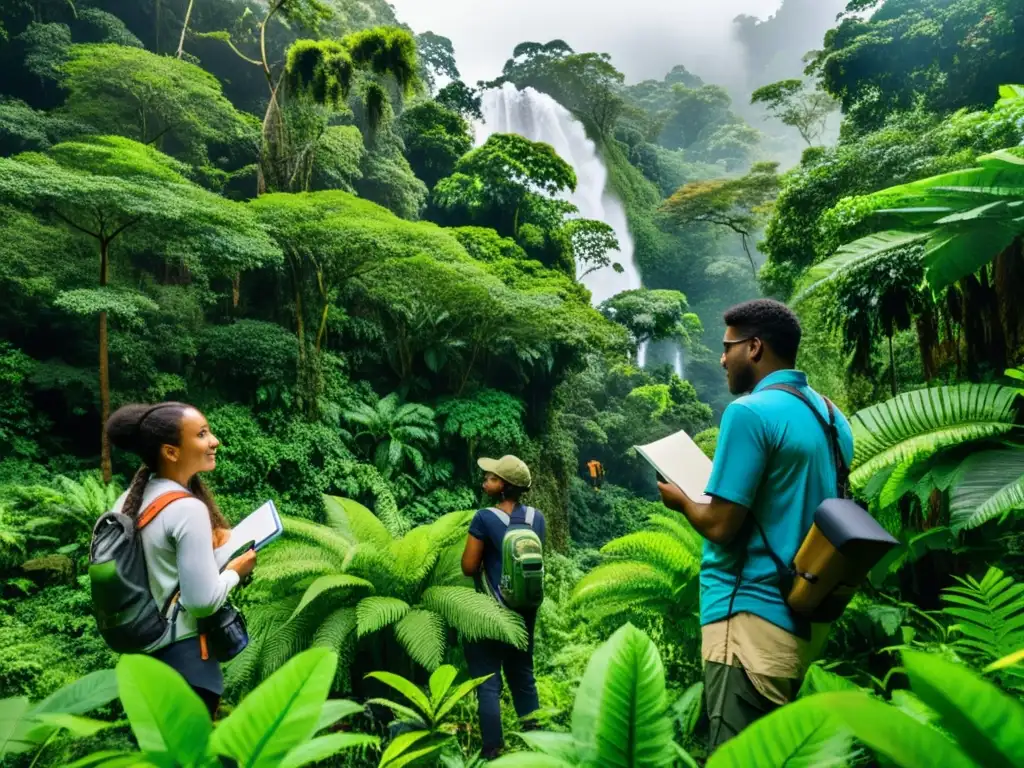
[{"xmin": 700, "ymin": 369, "xmax": 854, "ymax": 636}]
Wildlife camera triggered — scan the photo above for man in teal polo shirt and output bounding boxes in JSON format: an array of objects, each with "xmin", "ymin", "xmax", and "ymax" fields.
[{"xmin": 658, "ymin": 298, "xmax": 853, "ymax": 749}]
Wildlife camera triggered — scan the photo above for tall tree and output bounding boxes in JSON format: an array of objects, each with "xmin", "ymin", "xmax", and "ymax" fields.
[
  {"xmin": 0, "ymin": 136, "xmax": 281, "ymax": 480},
  {"xmin": 750, "ymin": 78, "xmax": 838, "ymax": 146},
  {"xmin": 660, "ymin": 162, "xmax": 781, "ymax": 275}
]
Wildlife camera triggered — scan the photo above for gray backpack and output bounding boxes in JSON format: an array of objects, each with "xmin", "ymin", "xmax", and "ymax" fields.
[{"xmin": 88, "ymin": 491, "xmax": 188, "ymax": 652}]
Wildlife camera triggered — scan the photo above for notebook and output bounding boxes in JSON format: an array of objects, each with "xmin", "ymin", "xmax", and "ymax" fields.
[
  {"xmin": 214, "ymin": 500, "xmax": 283, "ymax": 569},
  {"xmin": 635, "ymin": 429, "xmax": 714, "ymax": 504}
]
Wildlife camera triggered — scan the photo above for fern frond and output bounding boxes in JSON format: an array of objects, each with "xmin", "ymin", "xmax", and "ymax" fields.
[
  {"xmin": 645, "ymin": 513, "xmax": 703, "ymax": 551},
  {"xmin": 322, "ymin": 494, "xmax": 393, "ymax": 548},
  {"xmin": 313, "ymin": 607, "xmax": 359, "ymax": 693},
  {"xmin": 395, "ymin": 609, "xmax": 446, "ymax": 671},
  {"xmin": 419, "ymin": 586, "xmax": 527, "ymax": 649},
  {"xmin": 570, "ymin": 561, "xmax": 678, "ymax": 613},
  {"xmin": 600, "ymin": 531, "xmax": 700, "ymax": 577},
  {"xmin": 346, "ymin": 543, "xmax": 405, "ymax": 593},
  {"xmin": 280, "ymin": 516, "xmax": 352, "ymax": 564},
  {"xmin": 849, "ymin": 384, "xmax": 1019, "ymax": 490},
  {"xmin": 290, "ymin": 575, "xmax": 376, "ymax": 623},
  {"xmin": 425, "ymin": 509, "xmax": 475, "ymax": 549},
  {"xmin": 390, "ymin": 526, "xmax": 439, "ymax": 586},
  {"xmin": 356, "ymin": 597, "xmax": 411, "ymax": 637},
  {"xmin": 252, "ymin": 550, "xmax": 337, "ymax": 596},
  {"xmin": 427, "ymin": 543, "xmax": 471, "ymax": 588},
  {"xmin": 941, "ymin": 566, "xmax": 1024, "ymax": 680}
]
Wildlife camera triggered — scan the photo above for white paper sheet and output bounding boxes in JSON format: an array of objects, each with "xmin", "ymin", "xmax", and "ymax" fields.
[
  {"xmin": 214, "ymin": 500, "xmax": 282, "ymax": 569},
  {"xmin": 634, "ymin": 429, "xmax": 714, "ymax": 504}
]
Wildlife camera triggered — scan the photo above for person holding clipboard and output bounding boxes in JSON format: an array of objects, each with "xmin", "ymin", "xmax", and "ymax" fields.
[{"xmin": 98, "ymin": 401, "xmax": 257, "ymax": 717}]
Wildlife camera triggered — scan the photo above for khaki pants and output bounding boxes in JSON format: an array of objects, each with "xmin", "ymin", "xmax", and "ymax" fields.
[{"xmin": 702, "ymin": 612, "xmax": 830, "ymax": 750}]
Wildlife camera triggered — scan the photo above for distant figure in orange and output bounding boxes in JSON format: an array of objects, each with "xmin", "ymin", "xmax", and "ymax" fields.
[{"xmin": 586, "ymin": 459, "xmax": 604, "ymax": 491}]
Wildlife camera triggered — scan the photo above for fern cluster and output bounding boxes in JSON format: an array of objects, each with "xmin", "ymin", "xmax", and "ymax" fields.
[
  {"xmin": 570, "ymin": 510, "xmax": 701, "ymax": 626},
  {"xmin": 227, "ymin": 494, "xmax": 527, "ymax": 696}
]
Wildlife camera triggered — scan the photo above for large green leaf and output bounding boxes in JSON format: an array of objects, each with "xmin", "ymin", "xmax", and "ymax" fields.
[
  {"xmin": 670, "ymin": 682, "xmax": 704, "ymax": 738},
  {"xmin": 364, "ymin": 671, "xmax": 432, "ymax": 716},
  {"xmin": 489, "ymin": 755, "xmax": 576, "ymax": 767},
  {"xmin": 116, "ymin": 655, "xmax": 211, "ymax": 763},
  {"xmin": 706, "ymin": 695, "xmax": 852, "ymax": 768},
  {"xmin": 903, "ymin": 650, "xmax": 1024, "ymax": 768},
  {"xmin": 315, "ymin": 699, "xmax": 364, "ymax": 732},
  {"xmin": 923, "ymin": 221, "xmax": 1023, "ymax": 292},
  {"xmin": 432, "ymin": 673, "xmax": 493, "ymax": 725},
  {"xmin": 210, "ymin": 647, "xmax": 337, "ymax": 768},
  {"xmin": 279, "ymin": 732, "xmax": 380, "ymax": 768},
  {"xmin": 428, "ymin": 666, "xmax": 458, "ymax": 709},
  {"xmin": 797, "ymin": 664, "xmax": 861, "ymax": 697},
  {"xmin": 377, "ymin": 729, "xmax": 450, "ymax": 768},
  {"xmin": 849, "ymin": 384, "xmax": 1019, "ymax": 490},
  {"xmin": 816, "ymin": 691, "xmax": 976, "ymax": 768},
  {"xmin": 949, "ymin": 449, "xmax": 1024, "ymax": 532},
  {"xmin": 0, "ymin": 697, "xmax": 31, "ymax": 756},
  {"xmin": 516, "ymin": 731, "xmax": 578, "ymax": 761},
  {"xmin": 570, "ymin": 622, "xmax": 675, "ymax": 768},
  {"xmin": 791, "ymin": 230, "xmax": 929, "ymax": 304},
  {"xmin": 32, "ymin": 668, "xmax": 119, "ymax": 716},
  {"xmin": 321, "ymin": 494, "xmax": 392, "ymax": 548}
]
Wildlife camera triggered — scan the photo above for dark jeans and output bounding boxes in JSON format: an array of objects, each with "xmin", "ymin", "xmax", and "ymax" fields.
[
  {"xmin": 463, "ymin": 609, "xmax": 539, "ymax": 754},
  {"xmin": 704, "ymin": 660, "xmax": 780, "ymax": 750}
]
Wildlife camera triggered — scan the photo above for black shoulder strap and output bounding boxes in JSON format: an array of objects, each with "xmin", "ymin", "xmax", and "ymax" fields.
[{"xmin": 762, "ymin": 383, "xmax": 850, "ymax": 499}]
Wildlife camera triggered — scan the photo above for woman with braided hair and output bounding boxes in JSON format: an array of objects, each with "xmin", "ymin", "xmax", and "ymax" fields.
[{"xmin": 104, "ymin": 401, "xmax": 256, "ymax": 716}]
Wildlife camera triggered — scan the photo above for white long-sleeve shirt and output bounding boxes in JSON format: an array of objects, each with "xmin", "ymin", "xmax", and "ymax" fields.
[{"xmin": 111, "ymin": 476, "xmax": 240, "ymax": 651}]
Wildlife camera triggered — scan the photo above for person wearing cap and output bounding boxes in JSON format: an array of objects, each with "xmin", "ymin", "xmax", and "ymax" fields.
[{"xmin": 461, "ymin": 454, "xmax": 546, "ymax": 760}]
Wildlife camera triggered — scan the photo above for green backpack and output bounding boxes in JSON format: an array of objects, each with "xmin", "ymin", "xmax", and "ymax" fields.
[{"xmin": 484, "ymin": 505, "xmax": 545, "ymax": 611}]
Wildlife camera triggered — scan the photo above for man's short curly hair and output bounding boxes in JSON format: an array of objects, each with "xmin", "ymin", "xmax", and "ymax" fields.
[{"xmin": 723, "ymin": 299, "xmax": 802, "ymax": 364}]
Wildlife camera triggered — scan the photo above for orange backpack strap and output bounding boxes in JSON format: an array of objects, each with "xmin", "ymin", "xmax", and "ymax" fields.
[{"xmin": 137, "ymin": 491, "xmax": 193, "ymax": 529}]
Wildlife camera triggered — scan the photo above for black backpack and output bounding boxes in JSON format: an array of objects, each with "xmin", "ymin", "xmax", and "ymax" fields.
[{"xmin": 88, "ymin": 491, "xmax": 190, "ymax": 653}]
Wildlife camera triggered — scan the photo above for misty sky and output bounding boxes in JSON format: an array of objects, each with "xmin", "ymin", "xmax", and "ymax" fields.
[{"xmin": 388, "ymin": 0, "xmax": 784, "ymax": 88}]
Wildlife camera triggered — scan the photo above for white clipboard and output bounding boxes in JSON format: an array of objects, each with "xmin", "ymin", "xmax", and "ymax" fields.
[
  {"xmin": 214, "ymin": 500, "xmax": 283, "ymax": 569},
  {"xmin": 634, "ymin": 429, "xmax": 714, "ymax": 504}
]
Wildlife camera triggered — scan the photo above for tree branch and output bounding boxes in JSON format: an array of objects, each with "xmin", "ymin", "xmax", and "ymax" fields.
[{"xmin": 49, "ymin": 208, "xmax": 100, "ymax": 239}]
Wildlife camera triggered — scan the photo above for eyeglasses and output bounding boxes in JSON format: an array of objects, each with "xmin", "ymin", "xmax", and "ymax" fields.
[{"xmin": 722, "ymin": 337, "xmax": 755, "ymax": 354}]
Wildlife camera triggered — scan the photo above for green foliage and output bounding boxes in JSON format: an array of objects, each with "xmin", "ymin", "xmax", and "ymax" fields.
[
  {"xmin": 599, "ymin": 289, "xmax": 703, "ymax": 353},
  {"xmin": 59, "ymin": 43, "xmax": 258, "ymax": 167},
  {"xmin": 231, "ymin": 496, "xmax": 527, "ymax": 694},
  {"xmin": 940, "ymin": 566, "xmax": 1024, "ymax": 690},
  {"xmin": 398, "ymin": 100, "xmax": 473, "ymax": 189},
  {"xmin": 490, "ymin": 623, "xmax": 679, "ymax": 767},
  {"xmin": 343, "ymin": 391, "xmax": 439, "ymax": 479},
  {"xmin": 66, "ymin": 648, "xmax": 376, "ymax": 767},
  {"xmin": 570, "ymin": 512, "xmax": 701, "ymax": 627},
  {"xmin": 367, "ymin": 664, "xmax": 490, "ymax": 766},
  {"xmin": 750, "ymin": 78, "xmax": 838, "ymax": 146}
]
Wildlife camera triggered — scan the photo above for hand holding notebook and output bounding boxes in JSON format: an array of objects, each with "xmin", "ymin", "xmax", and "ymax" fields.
[
  {"xmin": 214, "ymin": 500, "xmax": 283, "ymax": 570},
  {"xmin": 634, "ymin": 429, "xmax": 714, "ymax": 504}
]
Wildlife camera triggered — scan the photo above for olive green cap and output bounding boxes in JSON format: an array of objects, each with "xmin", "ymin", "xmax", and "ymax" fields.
[{"xmin": 477, "ymin": 455, "xmax": 532, "ymax": 489}]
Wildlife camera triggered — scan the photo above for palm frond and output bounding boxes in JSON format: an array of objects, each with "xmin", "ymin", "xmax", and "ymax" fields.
[
  {"xmin": 427, "ymin": 543, "xmax": 471, "ymax": 588},
  {"xmin": 849, "ymin": 384, "xmax": 1020, "ymax": 491},
  {"xmin": 949, "ymin": 450, "xmax": 1024, "ymax": 533},
  {"xmin": 419, "ymin": 586, "xmax": 528, "ymax": 649},
  {"xmin": 356, "ymin": 597, "xmax": 411, "ymax": 638},
  {"xmin": 645, "ymin": 513, "xmax": 703, "ymax": 552},
  {"xmin": 425, "ymin": 510, "xmax": 475, "ymax": 549},
  {"xmin": 395, "ymin": 609, "xmax": 447, "ymax": 671}
]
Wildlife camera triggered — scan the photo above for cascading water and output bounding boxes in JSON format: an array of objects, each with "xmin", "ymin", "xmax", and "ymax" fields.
[{"xmin": 476, "ymin": 84, "xmax": 645, "ymax": 343}]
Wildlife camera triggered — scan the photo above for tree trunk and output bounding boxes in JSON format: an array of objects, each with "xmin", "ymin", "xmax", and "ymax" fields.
[
  {"xmin": 176, "ymin": 0, "xmax": 195, "ymax": 58},
  {"xmin": 993, "ymin": 238, "xmax": 1024, "ymax": 366},
  {"xmin": 99, "ymin": 239, "xmax": 112, "ymax": 483},
  {"xmin": 888, "ymin": 333, "xmax": 897, "ymax": 396},
  {"xmin": 960, "ymin": 270, "xmax": 1007, "ymax": 379},
  {"xmin": 914, "ymin": 306, "xmax": 940, "ymax": 381}
]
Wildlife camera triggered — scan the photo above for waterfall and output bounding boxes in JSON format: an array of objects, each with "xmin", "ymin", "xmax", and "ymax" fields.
[{"xmin": 475, "ymin": 83, "xmax": 643, "ymax": 313}]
